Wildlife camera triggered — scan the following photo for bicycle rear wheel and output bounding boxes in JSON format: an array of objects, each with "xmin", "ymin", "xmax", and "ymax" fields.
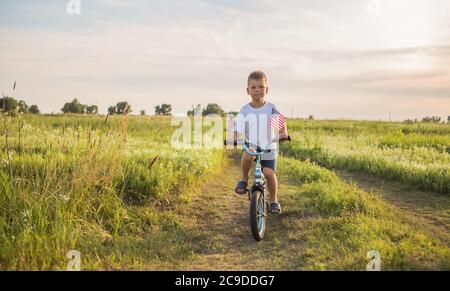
[{"xmin": 250, "ymin": 190, "xmax": 267, "ymax": 241}]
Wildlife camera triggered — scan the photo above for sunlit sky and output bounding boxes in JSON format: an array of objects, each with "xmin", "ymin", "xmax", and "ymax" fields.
[{"xmin": 1, "ymin": 0, "xmax": 449, "ymax": 120}]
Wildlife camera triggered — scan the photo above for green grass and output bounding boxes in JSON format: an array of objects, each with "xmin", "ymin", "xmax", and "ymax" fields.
[
  {"xmin": 278, "ymin": 156, "xmax": 450, "ymax": 270},
  {"xmin": 1, "ymin": 115, "xmax": 449, "ymax": 270},
  {"xmin": 0, "ymin": 114, "xmax": 223, "ymax": 270},
  {"xmin": 283, "ymin": 120, "xmax": 450, "ymax": 194},
  {"xmin": 288, "ymin": 119, "xmax": 450, "ymax": 136},
  {"xmin": 379, "ymin": 133, "xmax": 450, "ymax": 153}
]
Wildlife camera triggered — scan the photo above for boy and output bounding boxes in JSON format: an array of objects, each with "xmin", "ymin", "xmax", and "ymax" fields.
[{"xmin": 234, "ymin": 71, "xmax": 289, "ymax": 214}]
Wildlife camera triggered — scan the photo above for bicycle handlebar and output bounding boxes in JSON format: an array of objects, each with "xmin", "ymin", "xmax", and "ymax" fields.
[
  {"xmin": 223, "ymin": 136, "xmax": 292, "ymax": 156},
  {"xmin": 242, "ymin": 143, "xmax": 270, "ymax": 156}
]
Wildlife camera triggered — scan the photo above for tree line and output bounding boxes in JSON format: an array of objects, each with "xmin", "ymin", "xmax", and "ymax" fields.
[
  {"xmin": 0, "ymin": 96, "xmax": 40, "ymax": 115},
  {"xmin": 2, "ymin": 96, "xmax": 449, "ymax": 122},
  {"xmin": 0, "ymin": 96, "xmax": 230, "ymax": 117},
  {"xmin": 404, "ymin": 116, "xmax": 450, "ymax": 124}
]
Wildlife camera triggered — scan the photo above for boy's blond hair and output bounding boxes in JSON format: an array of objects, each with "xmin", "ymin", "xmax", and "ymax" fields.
[{"xmin": 248, "ymin": 71, "xmax": 268, "ymax": 86}]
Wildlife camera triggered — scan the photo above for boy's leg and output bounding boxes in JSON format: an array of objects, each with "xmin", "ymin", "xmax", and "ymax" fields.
[
  {"xmin": 263, "ymin": 167, "xmax": 278, "ymax": 204},
  {"xmin": 240, "ymin": 151, "xmax": 255, "ymax": 183}
]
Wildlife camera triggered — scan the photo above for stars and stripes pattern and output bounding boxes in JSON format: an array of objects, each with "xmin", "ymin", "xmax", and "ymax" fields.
[{"xmin": 270, "ymin": 108, "xmax": 286, "ymax": 130}]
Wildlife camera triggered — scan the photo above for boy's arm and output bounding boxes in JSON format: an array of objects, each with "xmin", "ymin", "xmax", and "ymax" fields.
[{"xmin": 279, "ymin": 123, "xmax": 288, "ymax": 139}]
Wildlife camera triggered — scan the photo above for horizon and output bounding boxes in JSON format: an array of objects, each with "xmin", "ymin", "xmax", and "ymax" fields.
[
  {"xmin": 1, "ymin": 91, "xmax": 449, "ymax": 122},
  {"xmin": 1, "ymin": 0, "xmax": 449, "ymax": 121}
]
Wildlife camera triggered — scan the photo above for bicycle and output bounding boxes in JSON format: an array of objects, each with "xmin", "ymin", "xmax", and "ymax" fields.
[{"xmin": 225, "ymin": 136, "xmax": 291, "ymax": 241}]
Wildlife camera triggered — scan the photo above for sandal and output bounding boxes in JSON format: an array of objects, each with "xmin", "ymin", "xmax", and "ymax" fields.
[
  {"xmin": 269, "ymin": 202, "xmax": 282, "ymax": 214},
  {"xmin": 235, "ymin": 181, "xmax": 248, "ymax": 195}
]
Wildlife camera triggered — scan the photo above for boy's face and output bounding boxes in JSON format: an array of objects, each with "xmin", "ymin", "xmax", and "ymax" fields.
[{"xmin": 247, "ymin": 79, "xmax": 268, "ymax": 102}]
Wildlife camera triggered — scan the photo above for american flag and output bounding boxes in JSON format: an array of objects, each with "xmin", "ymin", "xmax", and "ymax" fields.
[{"xmin": 270, "ymin": 108, "xmax": 286, "ymax": 130}]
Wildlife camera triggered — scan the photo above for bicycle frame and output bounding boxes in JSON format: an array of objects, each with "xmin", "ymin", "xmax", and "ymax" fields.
[
  {"xmin": 240, "ymin": 141, "xmax": 274, "ymax": 241},
  {"xmin": 242, "ymin": 144, "xmax": 268, "ymax": 190},
  {"xmin": 241, "ymin": 139, "xmax": 277, "ymax": 182}
]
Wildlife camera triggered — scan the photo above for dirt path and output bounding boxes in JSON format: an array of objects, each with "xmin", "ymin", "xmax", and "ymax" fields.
[
  {"xmin": 171, "ymin": 152, "xmax": 307, "ymax": 270},
  {"xmin": 162, "ymin": 154, "xmax": 449, "ymax": 270},
  {"xmin": 336, "ymin": 170, "xmax": 450, "ymax": 242}
]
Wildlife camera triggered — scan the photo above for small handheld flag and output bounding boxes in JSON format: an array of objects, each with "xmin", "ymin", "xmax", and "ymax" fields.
[{"xmin": 270, "ymin": 108, "xmax": 286, "ymax": 130}]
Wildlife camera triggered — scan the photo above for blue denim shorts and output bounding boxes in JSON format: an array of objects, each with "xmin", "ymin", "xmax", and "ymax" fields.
[{"xmin": 260, "ymin": 159, "xmax": 277, "ymax": 173}]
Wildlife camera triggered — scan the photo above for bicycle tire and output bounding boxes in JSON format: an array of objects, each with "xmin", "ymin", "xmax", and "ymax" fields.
[{"xmin": 250, "ymin": 190, "xmax": 267, "ymax": 241}]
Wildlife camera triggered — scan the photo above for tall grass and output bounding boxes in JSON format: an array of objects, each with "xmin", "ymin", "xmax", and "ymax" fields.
[
  {"xmin": 288, "ymin": 119, "xmax": 450, "ymax": 136},
  {"xmin": 278, "ymin": 156, "xmax": 450, "ymax": 270},
  {"xmin": 284, "ymin": 120, "xmax": 450, "ymax": 194},
  {"xmin": 379, "ymin": 133, "xmax": 450, "ymax": 153},
  {"xmin": 0, "ymin": 114, "xmax": 223, "ymax": 270}
]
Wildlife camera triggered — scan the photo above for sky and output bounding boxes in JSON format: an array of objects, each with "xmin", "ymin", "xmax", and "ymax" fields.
[{"xmin": 0, "ymin": 0, "xmax": 449, "ymax": 120}]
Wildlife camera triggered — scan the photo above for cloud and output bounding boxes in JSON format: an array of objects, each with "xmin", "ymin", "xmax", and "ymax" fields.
[
  {"xmin": 348, "ymin": 69, "xmax": 448, "ymax": 83},
  {"xmin": 276, "ymin": 45, "xmax": 450, "ymax": 63},
  {"xmin": 1, "ymin": 0, "xmax": 449, "ymax": 119}
]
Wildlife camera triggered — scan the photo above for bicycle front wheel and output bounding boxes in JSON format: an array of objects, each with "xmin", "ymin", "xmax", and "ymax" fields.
[{"xmin": 250, "ymin": 190, "xmax": 267, "ymax": 241}]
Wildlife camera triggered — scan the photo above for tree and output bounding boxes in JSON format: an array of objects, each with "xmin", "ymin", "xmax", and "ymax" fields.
[
  {"xmin": 86, "ymin": 105, "xmax": 99, "ymax": 114},
  {"xmin": 140, "ymin": 110, "xmax": 146, "ymax": 116},
  {"xmin": 29, "ymin": 105, "xmax": 40, "ymax": 114},
  {"xmin": 108, "ymin": 106, "xmax": 116, "ymax": 115},
  {"xmin": 61, "ymin": 98, "xmax": 87, "ymax": 114},
  {"xmin": 0, "ymin": 96, "xmax": 31, "ymax": 115},
  {"xmin": 155, "ymin": 104, "xmax": 172, "ymax": 116},
  {"xmin": 422, "ymin": 116, "xmax": 441, "ymax": 123},
  {"xmin": 202, "ymin": 103, "xmax": 224, "ymax": 116},
  {"xmin": 116, "ymin": 101, "xmax": 132, "ymax": 115},
  {"xmin": 187, "ymin": 104, "xmax": 202, "ymax": 116},
  {"xmin": 17, "ymin": 100, "xmax": 29, "ymax": 113},
  {"xmin": 108, "ymin": 102, "xmax": 132, "ymax": 115},
  {"xmin": 0, "ymin": 96, "xmax": 18, "ymax": 113},
  {"xmin": 308, "ymin": 115, "xmax": 314, "ymax": 120},
  {"xmin": 448, "ymin": 116, "xmax": 450, "ymax": 123}
]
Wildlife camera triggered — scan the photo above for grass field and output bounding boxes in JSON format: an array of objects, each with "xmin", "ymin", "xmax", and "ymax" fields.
[
  {"xmin": 283, "ymin": 120, "xmax": 450, "ymax": 194},
  {"xmin": 0, "ymin": 115, "xmax": 449, "ymax": 270},
  {"xmin": 0, "ymin": 114, "xmax": 223, "ymax": 269}
]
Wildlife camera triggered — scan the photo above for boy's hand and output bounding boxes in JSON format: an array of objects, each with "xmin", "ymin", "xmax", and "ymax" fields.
[
  {"xmin": 279, "ymin": 135, "xmax": 291, "ymax": 144},
  {"xmin": 279, "ymin": 126, "xmax": 288, "ymax": 139}
]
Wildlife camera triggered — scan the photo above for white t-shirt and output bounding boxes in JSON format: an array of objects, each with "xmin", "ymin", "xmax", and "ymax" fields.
[{"xmin": 235, "ymin": 101, "xmax": 280, "ymax": 160}]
